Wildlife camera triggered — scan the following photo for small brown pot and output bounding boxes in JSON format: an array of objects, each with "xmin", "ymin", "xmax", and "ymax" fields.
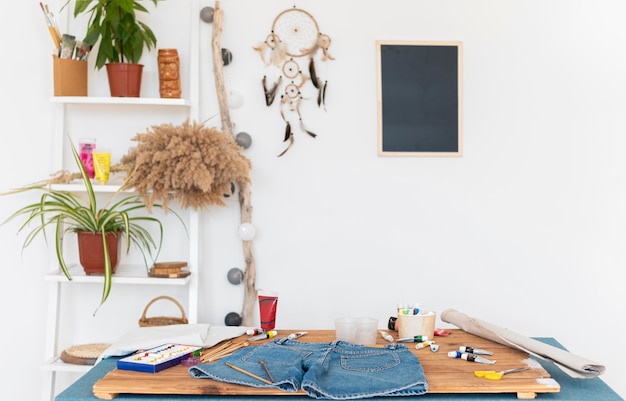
[
  {"xmin": 106, "ymin": 63, "xmax": 144, "ymax": 97},
  {"xmin": 77, "ymin": 231, "xmax": 121, "ymax": 275}
]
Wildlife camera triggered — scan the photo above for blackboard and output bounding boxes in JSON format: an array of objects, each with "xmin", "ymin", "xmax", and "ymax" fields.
[{"xmin": 376, "ymin": 41, "xmax": 462, "ymax": 156}]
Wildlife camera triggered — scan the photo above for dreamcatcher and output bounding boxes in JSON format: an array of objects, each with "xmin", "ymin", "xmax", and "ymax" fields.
[{"xmin": 254, "ymin": 7, "xmax": 334, "ymax": 156}]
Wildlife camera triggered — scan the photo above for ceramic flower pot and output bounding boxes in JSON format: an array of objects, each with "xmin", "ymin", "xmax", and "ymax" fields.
[
  {"xmin": 106, "ymin": 63, "xmax": 144, "ymax": 97},
  {"xmin": 77, "ymin": 231, "xmax": 120, "ymax": 275}
]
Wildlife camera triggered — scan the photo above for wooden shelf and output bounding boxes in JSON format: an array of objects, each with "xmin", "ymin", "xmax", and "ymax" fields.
[
  {"xmin": 45, "ymin": 264, "xmax": 192, "ymax": 286},
  {"xmin": 43, "ymin": 3, "xmax": 201, "ymax": 401},
  {"xmin": 42, "ymin": 356, "xmax": 93, "ymax": 373},
  {"xmin": 50, "ymin": 173, "xmax": 130, "ymax": 193},
  {"xmin": 50, "ymin": 96, "xmax": 191, "ymax": 107}
]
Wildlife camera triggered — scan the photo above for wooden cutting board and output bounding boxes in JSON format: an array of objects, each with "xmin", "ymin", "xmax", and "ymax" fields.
[{"xmin": 93, "ymin": 329, "xmax": 560, "ymax": 400}]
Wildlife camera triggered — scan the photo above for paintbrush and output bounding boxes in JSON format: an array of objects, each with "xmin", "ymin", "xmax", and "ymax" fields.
[
  {"xmin": 201, "ymin": 341, "xmax": 249, "ymax": 363},
  {"xmin": 225, "ymin": 362, "xmax": 273, "ymax": 385}
]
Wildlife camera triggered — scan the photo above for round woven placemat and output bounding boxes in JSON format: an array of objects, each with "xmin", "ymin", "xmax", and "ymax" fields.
[{"xmin": 60, "ymin": 343, "xmax": 110, "ymax": 365}]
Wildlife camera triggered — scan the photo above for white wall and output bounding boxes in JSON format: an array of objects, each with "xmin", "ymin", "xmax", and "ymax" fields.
[{"xmin": 1, "ymin": 0, "xmax": 625, "ymax": 399}]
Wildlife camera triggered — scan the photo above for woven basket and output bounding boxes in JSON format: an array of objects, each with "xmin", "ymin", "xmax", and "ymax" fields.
[{"xmin": 138, "ymin": 295, "xmax": 188, "ymax": 327}]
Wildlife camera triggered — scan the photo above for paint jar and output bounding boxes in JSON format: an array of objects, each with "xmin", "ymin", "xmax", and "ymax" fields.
[
  {"xmin": 354, "ymin": 317, "xmax": 379, "ymax": 345},
  {"xmin": 334, "ymin": 317, "xmax": 357, "ymax": 342},
  {"xmin": 258, "ymin": 290, "xmax": 278, "ymax": 330},
  {"xmin": 397, "ymin": 311, "xmax": 436, "ymax": 340}
]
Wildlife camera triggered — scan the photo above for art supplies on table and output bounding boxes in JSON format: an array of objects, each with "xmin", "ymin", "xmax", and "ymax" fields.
[{"xmin": 117, "ymin": 343, "xmax": 203, "ymax": 373}]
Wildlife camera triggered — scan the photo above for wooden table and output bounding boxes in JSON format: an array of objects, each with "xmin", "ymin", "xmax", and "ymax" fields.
[{"xmin": 92, "ymin": 329, "xmax": 560, "ymax": 400}]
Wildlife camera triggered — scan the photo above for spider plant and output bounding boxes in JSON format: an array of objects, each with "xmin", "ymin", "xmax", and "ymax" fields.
[{"xmin": 2, "ymin": 141, "xmax": 183, "ymax": 313}]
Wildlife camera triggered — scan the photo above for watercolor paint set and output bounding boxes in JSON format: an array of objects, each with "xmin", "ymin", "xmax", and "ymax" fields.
[{"xmin": 117, "ymin": 343, "xmax": 203, "ymax": 373}]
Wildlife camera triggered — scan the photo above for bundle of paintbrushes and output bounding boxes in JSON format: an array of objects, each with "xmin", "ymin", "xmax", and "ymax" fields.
[
  {"xmin": 39, "ymin": 2, "xmax": 91, "ymax": 60},
  {"xmin": 200, "ymin": 341, "xmax": 250, "ymax": 363}
]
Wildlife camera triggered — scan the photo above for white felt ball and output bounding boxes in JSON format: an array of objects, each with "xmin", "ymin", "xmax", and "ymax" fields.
[{"xmin": 237, "ymin": 223, "xmax": 256, "ymax": 241}]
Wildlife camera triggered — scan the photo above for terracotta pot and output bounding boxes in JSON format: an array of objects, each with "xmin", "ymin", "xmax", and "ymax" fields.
[
  {"xmin": 105, "ymin": 63, "xmax": 144, "ymax": 97},
  {"xmin": 77, "ymin": 231, "xmax": 120, "ymax": 275}
]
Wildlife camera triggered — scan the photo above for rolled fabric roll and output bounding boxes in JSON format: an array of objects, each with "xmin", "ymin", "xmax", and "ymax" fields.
[{"xmin": 440, "ymin": 308, "xmax": 605, "ymax": 378}]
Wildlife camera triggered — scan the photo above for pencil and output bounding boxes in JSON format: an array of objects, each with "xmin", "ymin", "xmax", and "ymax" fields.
[{"xmin": 225, "ymin": 362, "xmax": 273, "ymax": 385}]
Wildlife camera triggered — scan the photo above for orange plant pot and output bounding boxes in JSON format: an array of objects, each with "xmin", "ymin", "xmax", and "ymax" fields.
[
  {"xmin": 106, "ymin": 63, "xmax": 144, "ymax": 97},
  {"xmin": 77, "ymin": 231, "xmax": 120, "ymax": 275}
]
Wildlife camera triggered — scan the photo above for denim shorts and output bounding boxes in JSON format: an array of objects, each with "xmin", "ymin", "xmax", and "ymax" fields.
[{"xmin": 189, "ymin": 338, "xmax": 428, "ymax": 399}]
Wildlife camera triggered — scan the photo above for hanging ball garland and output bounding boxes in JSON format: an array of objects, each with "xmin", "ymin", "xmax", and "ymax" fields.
[
  {"xmin": 235, "ymin": 132, "xmax": 252, "ymax": 149},
  {"xmin": 237, "ymin": 222, "xmax": 256, "ymax": 241},
  {"xmin": 227, "ymin": 267, "xmax": 244, "ymax": 285},
  {"xmin": 222, "ymin": 48, "xmax": 233, "ymax": 66},
  {"xmin": 199, "ymin": 6, "xmax": 215, "ymax": 23},
  {"xmin": 223, "ymin": 182, "xmax": 236, "ymax": 198},
  {"xmin": 224, "ymin": 312, "xmax": 242, "ymax": 326}
]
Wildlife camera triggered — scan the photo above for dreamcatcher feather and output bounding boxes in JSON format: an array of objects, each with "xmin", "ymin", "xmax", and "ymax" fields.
[
  {"xmin": 262, "ymin": 75, "xmax": 282, "ymax": 106},
  {"xmin": 253, "ymin": 33, "xmax": 287, "ymax": 67},
  {"xmin": 254, "ymin": 7, "xmax": 334, "ymax": 156}
]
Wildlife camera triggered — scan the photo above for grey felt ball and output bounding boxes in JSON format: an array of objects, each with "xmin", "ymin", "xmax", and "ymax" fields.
[
  {"xmin": 199, "ymin": 7, "xmax": 214, "ymax": 23},
  {"xmin": 227, "ymin": 267, "xmax": 243, "ymax": 284},
  {"xmin": 225, "ymin": 312, "xmax": 242, "ymax": 326},
  {"xmin": 222, "ymin": 48, "xmax": 233, "ymax": 65},
  {"xmin": 235, "ymin": 132, "xmax": 252, "ymax": 149}
]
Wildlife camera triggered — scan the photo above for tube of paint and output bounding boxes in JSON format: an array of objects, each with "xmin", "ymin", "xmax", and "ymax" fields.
[
  {"xmin": 398, "ymin": 335, "xmax": 429, "ymax": 343},
  {"xmin": 79, "ymin": 138, "xmax": 96, "ymax": 179},
  {"xmin": 258, "ymin": 290, "xmax": 278, "ymax": 330},
  {"xmin": 59, "ymin": 33, "xmax": 76, "ymax": 59},
  {"xmin": 459, "ymin": 346, "xmax": 493, "ymax": 356},
  {"xmin": 448, "ymin": 351, "xmax": 464, "ymax": 358},
  {"xmin": 461, "ymin": 352, "xmax": 496, "ymax": 364},
  {"xmin": 287, "ymin": 331, "xmax": 308, "ymax": 340},
  {"xmin": 415, "ymin": 341, "xmax": 434, "ymax": 350},
  {"xmin": 249, "ymin": 330, "xmax": 278, "ymax": 341},
  {"xmin": 92, "ymin": 149, "xmax": 111, "ymax": 185}
]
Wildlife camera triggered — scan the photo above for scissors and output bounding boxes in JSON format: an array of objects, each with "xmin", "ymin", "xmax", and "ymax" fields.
[{"xmin": 474, "ymin": 367, "xmax": 528, "ymax": 380}]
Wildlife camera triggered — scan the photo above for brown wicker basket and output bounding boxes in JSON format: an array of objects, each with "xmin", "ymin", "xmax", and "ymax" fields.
[{"xmin": 138, "ymin": 295, "xmax": 188, "ymax": 327}]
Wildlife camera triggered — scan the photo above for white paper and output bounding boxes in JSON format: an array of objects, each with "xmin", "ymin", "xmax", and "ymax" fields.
[{"xmin": 97, "ymin": 324, "xmax": 251, "ymax": 363}]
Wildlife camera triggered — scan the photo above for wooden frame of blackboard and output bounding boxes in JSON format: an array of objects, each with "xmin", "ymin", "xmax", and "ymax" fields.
[{"xmin": 376, "ymin": 40, "xmax": 463, "ymax": 157}]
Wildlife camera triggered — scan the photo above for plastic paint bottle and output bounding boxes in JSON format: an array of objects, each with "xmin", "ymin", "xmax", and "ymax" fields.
[{"xmin": 258, "ymin": 290, "xmax": 279, "ymax": 330}]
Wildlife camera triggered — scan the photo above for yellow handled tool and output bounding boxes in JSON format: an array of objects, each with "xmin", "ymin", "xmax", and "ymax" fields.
[{"xmin": 474, "ymin": 367, "xmax": 528, "ymax": 380}]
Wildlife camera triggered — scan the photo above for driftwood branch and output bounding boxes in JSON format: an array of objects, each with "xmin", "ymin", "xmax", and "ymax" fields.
[
  {"xmin": 212, "ymin": 0, "xmax": 256, "ymax": 326},
  {"xmin": 238, "ymin": 180, "xmax": 256, "ymax": 326},
  {"xmin": 212, "ymin": 2, "xmax": 233, "ymax": 137}
]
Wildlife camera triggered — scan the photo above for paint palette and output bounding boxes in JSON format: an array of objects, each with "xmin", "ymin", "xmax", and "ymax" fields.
[{"xmin": 117, "ymin": 343, "xmax": 203, "ymax": 373}]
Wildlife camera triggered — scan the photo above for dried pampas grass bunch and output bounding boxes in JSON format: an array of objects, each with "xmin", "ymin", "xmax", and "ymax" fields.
[{"xmin": 120, "ymin": 119, "xmax": 251, "ymax": 211}]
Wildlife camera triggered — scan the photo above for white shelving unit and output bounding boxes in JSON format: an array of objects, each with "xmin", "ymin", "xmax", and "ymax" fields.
[{"xmin": 42, "ymin": 2, "xmax": 201, "ymax": 401}]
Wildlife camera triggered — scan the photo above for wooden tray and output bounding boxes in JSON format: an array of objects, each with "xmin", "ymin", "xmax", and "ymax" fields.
[{"xmin": 93, "ymin": 329, "xmax": 560, "ymax": 400}]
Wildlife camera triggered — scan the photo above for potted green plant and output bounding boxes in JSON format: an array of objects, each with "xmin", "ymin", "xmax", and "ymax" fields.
[
  {"xmin": 1, "ymin": 142, "xmax": 181, "ymax": 313},
  {"xmin": 67, "ymin": 0, "xmax": 161, "ymax": 97}
]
